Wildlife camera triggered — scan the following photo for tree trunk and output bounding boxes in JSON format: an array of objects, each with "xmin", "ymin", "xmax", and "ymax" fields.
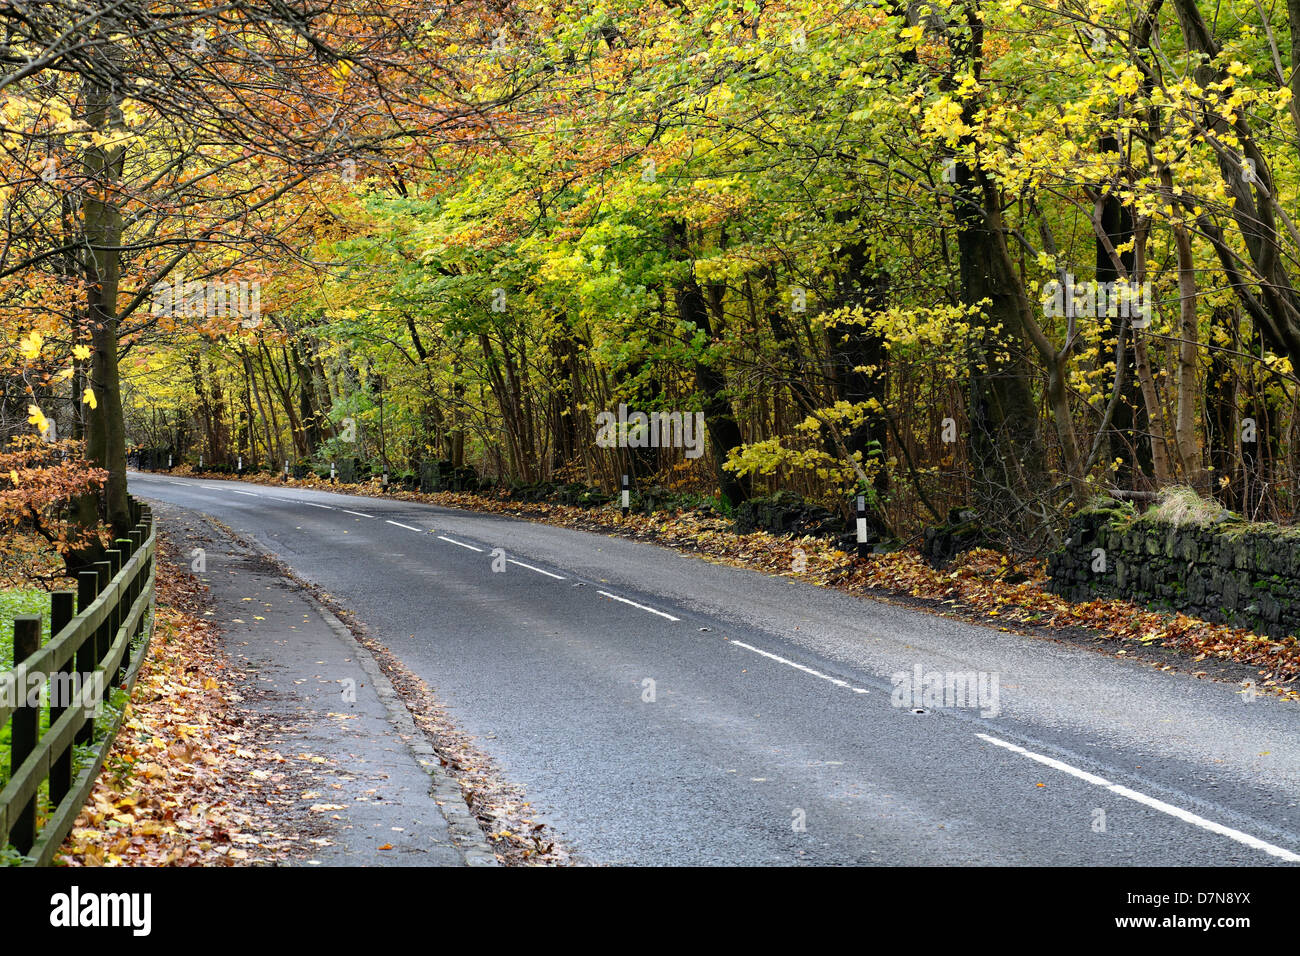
[
  {"xmin": 1132, "ymin": 334, "xmax": 1173, "ymax": 483},
  {"xmin": 1171, "ymin": 221, "xmax": 1206, "ymax": 490},
  {"xmin": 667, "ymin": 220, "xmax": 752, "ymax": 506},
  {"xmin": 81, "ymin": 64, "xmax": 130, "ymax": 534},
  {"xmin": 1096, "ymin": 137, "xmax": 1152, "ymax": 483}
]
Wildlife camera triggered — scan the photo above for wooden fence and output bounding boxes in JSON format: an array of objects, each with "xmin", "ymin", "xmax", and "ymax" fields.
[{"xmin": 0, "ymin": 497, "xmax": 156, "ymax": 865}]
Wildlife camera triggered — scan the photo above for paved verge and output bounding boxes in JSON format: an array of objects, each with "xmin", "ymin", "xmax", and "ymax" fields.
[{"xmin": 157, "ymin": 503, "xmax": 495, "ymax": 866}]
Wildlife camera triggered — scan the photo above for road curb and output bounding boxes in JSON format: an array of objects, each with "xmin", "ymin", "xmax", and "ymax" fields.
[{"xmin": 305, "ymin": 600, "xmax": 498, "ymax": 866}]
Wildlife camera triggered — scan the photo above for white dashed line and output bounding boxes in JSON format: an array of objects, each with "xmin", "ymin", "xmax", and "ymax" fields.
[
  {"xmin": 596, "ymin": 590, "xmax": 680, "ymax": 622},
  {"xmin": 302, "ymin": 502, "xmax": 336, "ymax": 510},
  {"xmin": 386, "ymin": 520, "xmax": 424, "ymax": 533},
  {"xmin": 975, "ymin": 733, "xmax": 1300, "ymax": 863},
  {"xmin": 195, "ymin": 482, "xmax": 256, "ymax": 496},
  {"xmin": 729, "ymin": 640, "xmax": 870, "ymax": 695},
  {"xmin": 437, "ymin": 535, "xmax": 484, "ymax": 552},
  {"xmin": 343, "ymin": 510, "xmax": 375, "ymax": 519},
  {"xmin": 506, "ymin": 559, "xmax": 565, "ymax": 580}
]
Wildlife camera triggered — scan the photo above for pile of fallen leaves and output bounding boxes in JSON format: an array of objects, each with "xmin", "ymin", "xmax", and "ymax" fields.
[
  {"xmin": 377, "ymin": 646, "xmax": 570, "ymax": 867},
  {"xmin": 57, "ymin": 538, "xmax": 297, "ymax": 866},
  {"xmin": 185, "ymin": 468, "xmax": 1300, "ymax": 697},
  {"xmin": 845, "ymin": 548, "xmax": 1300, "ymax": 694}
]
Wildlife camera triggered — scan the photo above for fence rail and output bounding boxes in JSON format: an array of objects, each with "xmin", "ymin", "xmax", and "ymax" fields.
[{"xmin": 0, "ymin": 497, "xmax": 156, "ymax": 865}]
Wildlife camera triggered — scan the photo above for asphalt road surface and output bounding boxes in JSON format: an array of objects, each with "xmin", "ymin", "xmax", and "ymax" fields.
[{"xmin": 129, "ymin": 471, "xmax": 1300, "ymax": 866}]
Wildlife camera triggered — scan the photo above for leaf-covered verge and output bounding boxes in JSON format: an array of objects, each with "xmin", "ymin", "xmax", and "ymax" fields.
[
  {"xmin": 194, "ymin": 469, "xmax": 1300, "ymax": 700},
  {"xmin": 54, "ymin": 535, "xmax": 304, "ymax": 866}
]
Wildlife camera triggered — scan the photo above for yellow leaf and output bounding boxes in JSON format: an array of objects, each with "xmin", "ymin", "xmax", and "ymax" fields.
[
  {"xmin": 18, "ymin": 330, "xmax": 43, "ymax": 359},
  {"xmin": 83, "ymin": 388, "xmax": 97, "ymax": 409},
  {"xmin": 27, "ymin": 404, "xmax": 50, "ymax": 436}
]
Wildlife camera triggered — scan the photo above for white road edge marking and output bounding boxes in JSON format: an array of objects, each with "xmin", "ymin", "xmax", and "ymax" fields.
[
  {"xmin": 343, "ymin": 510, "xmax": 375, "ymax": 519},
  {"xmin": 730, "ymin": 640, "xmax": 870, "ymax": 695},
  {"xmin": 596, "ymin": 590, "xmax": 680, "ymax": 622},
  {"xmin": 438, "ymin": 535, "xmax": 484, "ymax": 552},
  {"xmin": 302, "ymin": 502, "xmax": 335, "ymax": 510},
  {"xmin": 229, "ymin": 490, "xmax": 261, "ymax": 497},
  {"xmin": 976, "ymin": 732, "xmax": 1300, "ymax": 864},
  {"xmin": 387, "ymin": 520, "xmax": 424, "ymax": 533},
  {"xmin": 506, "ymin": 558, "xmax": 565, "ymax": 580}
]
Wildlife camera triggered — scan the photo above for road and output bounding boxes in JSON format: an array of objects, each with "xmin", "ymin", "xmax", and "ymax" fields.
[{"xmin": 129, "ymin": 471, "xmax": 1300, "ymax": 866}]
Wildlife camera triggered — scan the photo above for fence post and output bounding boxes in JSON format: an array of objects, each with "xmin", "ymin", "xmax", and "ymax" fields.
[
  {"xmin": 130, "ymin": 527, "xmax": 145, "ymax": 637},
  {"xmin": 49, "ymin": 592, "xmax": 75, "ymax": 805},
  {"xmin": 76, "ymin": 571, "xmax": 99, "ymax": 744},
  {"xmin": 107, "ymin": 550, "xmax": 123, "ymax": 693},
  {"xmin": 107, "ymin": 547, "xmax": 122, "ymax": 624},
  {"xmin": 10, "ymin": 616, "xmax": 41, "ymax": 854},
  {"xmin": 115, "ymin": 537, "xmax": 135, "ymax": 685},
  {"xmin": 92, "ymin": 559, "xmax": 113, "ymax": 708}
]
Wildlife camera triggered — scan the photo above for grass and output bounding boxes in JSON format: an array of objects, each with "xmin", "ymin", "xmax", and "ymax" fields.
[
  {"xmin": 0, "ymin": 590, "xmax": 51, "ymax": 670},
  {"xmin": 1139, "ymin": 486, "xmax": 1231, "ymax": 528}
]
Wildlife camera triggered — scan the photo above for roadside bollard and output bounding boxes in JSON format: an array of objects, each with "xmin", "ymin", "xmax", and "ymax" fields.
[{"xmin": 856, "ymin": 495, "xmax": 868, "ymax": 558}]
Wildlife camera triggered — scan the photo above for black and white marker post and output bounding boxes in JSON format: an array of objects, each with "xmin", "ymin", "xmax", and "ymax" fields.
[
  {"xmin": 330, "ymin": 461, "xmax": 336, "ymax": 483},
  {"xmin": 237, "ymin": 455, "xmax": 242, "ymax": 473},
  {"xmin": 621, "ymin": 474, "xmax": 630, "ymax": 518},
  {"xmin": 856, "ymin": 494, "xmax": 868, "ymax": 558}
]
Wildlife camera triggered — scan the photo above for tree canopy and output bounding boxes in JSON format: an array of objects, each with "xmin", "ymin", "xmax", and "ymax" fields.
[{"xmin": 8, "ymin": 0, "xmax": 1300, "ymax": 564}]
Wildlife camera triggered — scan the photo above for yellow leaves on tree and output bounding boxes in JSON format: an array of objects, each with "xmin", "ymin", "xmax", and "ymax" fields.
[{"xmin": 18, "ymin": 330, "xmax": 44, "ymax": 359}]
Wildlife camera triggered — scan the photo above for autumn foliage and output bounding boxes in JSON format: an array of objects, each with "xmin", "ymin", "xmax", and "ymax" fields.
[{"xmin": 0, "ymin": 437, "xmax": 106, "ymax": 585}]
